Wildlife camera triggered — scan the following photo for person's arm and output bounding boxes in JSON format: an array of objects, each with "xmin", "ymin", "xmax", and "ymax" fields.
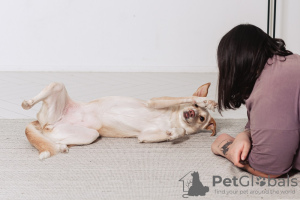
[
  {"xmin": 229, "ymin": 130, "xmax": 282, "ymax": 178},
  {"xmin": 224, "ymin": 130, "xmax": 251, "ymax": 168},
  {"xmin": 211, "ymin": 130, "xmax": 251, "ymax": 168},
  {"xmin": 212, "ymin": 129, "xmax": 289, "ymax": 178}
]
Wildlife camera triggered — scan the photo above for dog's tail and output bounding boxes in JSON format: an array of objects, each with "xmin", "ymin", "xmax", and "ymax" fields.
[{"xmin": 25, "ymin": 121, "xmax": 60, "ymax": 160}]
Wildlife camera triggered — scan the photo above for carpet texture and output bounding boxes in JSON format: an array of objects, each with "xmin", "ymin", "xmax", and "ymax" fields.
[{"xmin": 0, "ymin": 119, "xmax": 299, "ymax": 200}]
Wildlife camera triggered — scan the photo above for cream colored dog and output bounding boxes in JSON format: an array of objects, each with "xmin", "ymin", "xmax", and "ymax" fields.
[{"xmin": 22, "ymin": 82, "xmax": 217, "ymax": 159}]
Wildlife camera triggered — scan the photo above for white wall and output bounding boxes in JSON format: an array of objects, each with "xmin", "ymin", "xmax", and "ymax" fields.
[
  {"xmin": 276, "ymin": 0, "xmax": 300, "ymax": 55},
  {"xmin": 0, "ymin": 0, "xmax": 269, "ymax": 72}
]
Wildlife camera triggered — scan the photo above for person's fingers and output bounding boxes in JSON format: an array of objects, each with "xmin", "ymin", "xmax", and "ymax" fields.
[
  {"xmin": 232, "ymin": 147, "xmax": 244, "ymax": 168},
  {"xmin": 241, "ymin": 143, "xmax": 250, "ymax": 161}
]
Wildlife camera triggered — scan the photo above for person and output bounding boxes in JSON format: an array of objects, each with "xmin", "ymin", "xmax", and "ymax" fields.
[{"xmin": 211, "ymin": 24, "xmax": 300, "ymax": 178}]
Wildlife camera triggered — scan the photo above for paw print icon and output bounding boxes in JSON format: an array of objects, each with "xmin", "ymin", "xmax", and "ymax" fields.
[{"xmin": 256, "ymin": 177, "xmax": 266, "ymax": 186}]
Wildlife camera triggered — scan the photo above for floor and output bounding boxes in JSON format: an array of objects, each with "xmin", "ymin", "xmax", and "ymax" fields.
[{"xmin": 0, "ymin": 72, "xmax": 247, "ymax": 119}]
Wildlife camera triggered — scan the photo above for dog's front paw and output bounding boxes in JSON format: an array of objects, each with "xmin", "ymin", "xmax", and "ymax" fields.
[
  {"xmin": 166, "ymin": 128, "xmax": 185, "ymax": 141},
  {"xmin": 22, "ymin": 99, "xmax": 34, "ymax": 110},
  {"xmin": 194, "ymin": 97, "xmax": 217, "ymax": 112}
]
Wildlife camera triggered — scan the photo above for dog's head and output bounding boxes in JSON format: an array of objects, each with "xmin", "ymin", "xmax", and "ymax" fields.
[{"xmin": 180, "ymin": 83, "xmax": 216, "ymax": 136}]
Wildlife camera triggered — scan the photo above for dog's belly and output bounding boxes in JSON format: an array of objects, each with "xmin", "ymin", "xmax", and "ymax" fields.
[
  {"xmin": 54, "ymin": 102, "xmax": 102, "ymax": 130},
  {"xmin": 54, "ymin": 96, "xmax": 177, "ymax": 138},
  {"xmin": 98, "ymin": 114, "xmax": 172, "ymax": 137},
  {"xmin": 94, "ymin": 97, "xmax": 174, "ymax": 137}
]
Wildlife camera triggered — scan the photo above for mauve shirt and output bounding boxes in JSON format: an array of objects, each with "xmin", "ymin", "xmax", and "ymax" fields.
[{"xmin": 245, "ymin": 54, "xmax": 300, "ymax": 175}]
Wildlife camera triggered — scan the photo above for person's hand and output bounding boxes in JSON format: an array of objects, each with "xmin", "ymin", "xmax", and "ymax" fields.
[{"xmin": 227, "ymin": 131, "xmax": 251, "ymax": 168}]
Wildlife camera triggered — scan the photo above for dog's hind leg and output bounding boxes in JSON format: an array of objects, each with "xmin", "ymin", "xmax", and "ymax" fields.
[
  {"xmin": 22, "ymin": 82, "xmax": 72, "ymax": 126},
  {"xmin": 25, "ymin": 121, "xmax": 68, "ymax": 160},
  {"xmin": 22, "ymin": 82, "xmax": 69, "ymax": 110},
  {"xmin": 138, "ymin": 128, "xmax": 186, "ymax": 143},
  {"xmin": 49, "ymin": 124, "xmax": 100, "ymax": 146}
]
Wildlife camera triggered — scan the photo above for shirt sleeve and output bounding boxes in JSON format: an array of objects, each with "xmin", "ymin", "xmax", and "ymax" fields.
[
  {"xmin": 244, "ymin": 121, "xmax": 250, "ymax": 132},
  {"xmin": 244, "ymin": 111, "xmax": 250, "ymax": 131},
  {"xmin": 248, "ymin": 129, "xmax": 299, "ymax": 175}
]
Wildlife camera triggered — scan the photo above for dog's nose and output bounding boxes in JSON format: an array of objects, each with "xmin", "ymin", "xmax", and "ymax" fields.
[
  {"xmin": 189, "ymin": 110, "xmax": 195, "ymax": 117},
  {"xmin": 184, "ymin": 111, "xmax": 189, "ymax": 119}
]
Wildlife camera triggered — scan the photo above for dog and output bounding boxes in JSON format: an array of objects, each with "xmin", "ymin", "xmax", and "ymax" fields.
[{"xmin": 22, "ymin": 82, "xmax": 217, "ymax": 159}]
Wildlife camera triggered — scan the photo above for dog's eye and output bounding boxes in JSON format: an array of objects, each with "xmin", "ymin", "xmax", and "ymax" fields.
[
  {"xmin": 194, "ymin": 104, "xmax": 199, "ymax": 108},
  {"xmin": 200, "ymin": 116, "xmax": 205, "ymax": 122}
]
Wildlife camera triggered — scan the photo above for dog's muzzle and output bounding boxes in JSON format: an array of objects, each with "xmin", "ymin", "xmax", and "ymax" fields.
[{"xmin": 184, "ymin": 110, "xmax": 195, "ymax": 119}]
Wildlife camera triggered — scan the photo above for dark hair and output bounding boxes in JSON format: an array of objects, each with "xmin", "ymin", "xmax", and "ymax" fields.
[{"xmin": 217, "ymin": 24, "xmax": 292, "ymax": 112}]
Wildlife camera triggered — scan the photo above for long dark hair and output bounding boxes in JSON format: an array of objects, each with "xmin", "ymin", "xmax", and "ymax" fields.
[{"xmin": 217, "ymin": 24, "xmax": 292, "ymax": 112}]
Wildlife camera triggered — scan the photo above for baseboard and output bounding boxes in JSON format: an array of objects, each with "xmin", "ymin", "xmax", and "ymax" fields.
[{"xmin": 0, "ymin": 65, "xmax": 218, "ymax": 73}]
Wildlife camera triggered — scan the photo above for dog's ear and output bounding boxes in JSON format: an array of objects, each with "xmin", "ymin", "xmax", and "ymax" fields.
[
  {"xmin": 206, "ymin": 117, "xmax": 216, "ymax": 136},
  {"xmin": 193, "ymin": 82, "xmax": 211, "ymax": 97}
]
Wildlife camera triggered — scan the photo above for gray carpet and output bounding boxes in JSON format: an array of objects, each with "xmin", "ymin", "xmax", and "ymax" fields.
[{"xmin": 0, "ymin": 119, "xmax": 299, "ymax": 200}]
